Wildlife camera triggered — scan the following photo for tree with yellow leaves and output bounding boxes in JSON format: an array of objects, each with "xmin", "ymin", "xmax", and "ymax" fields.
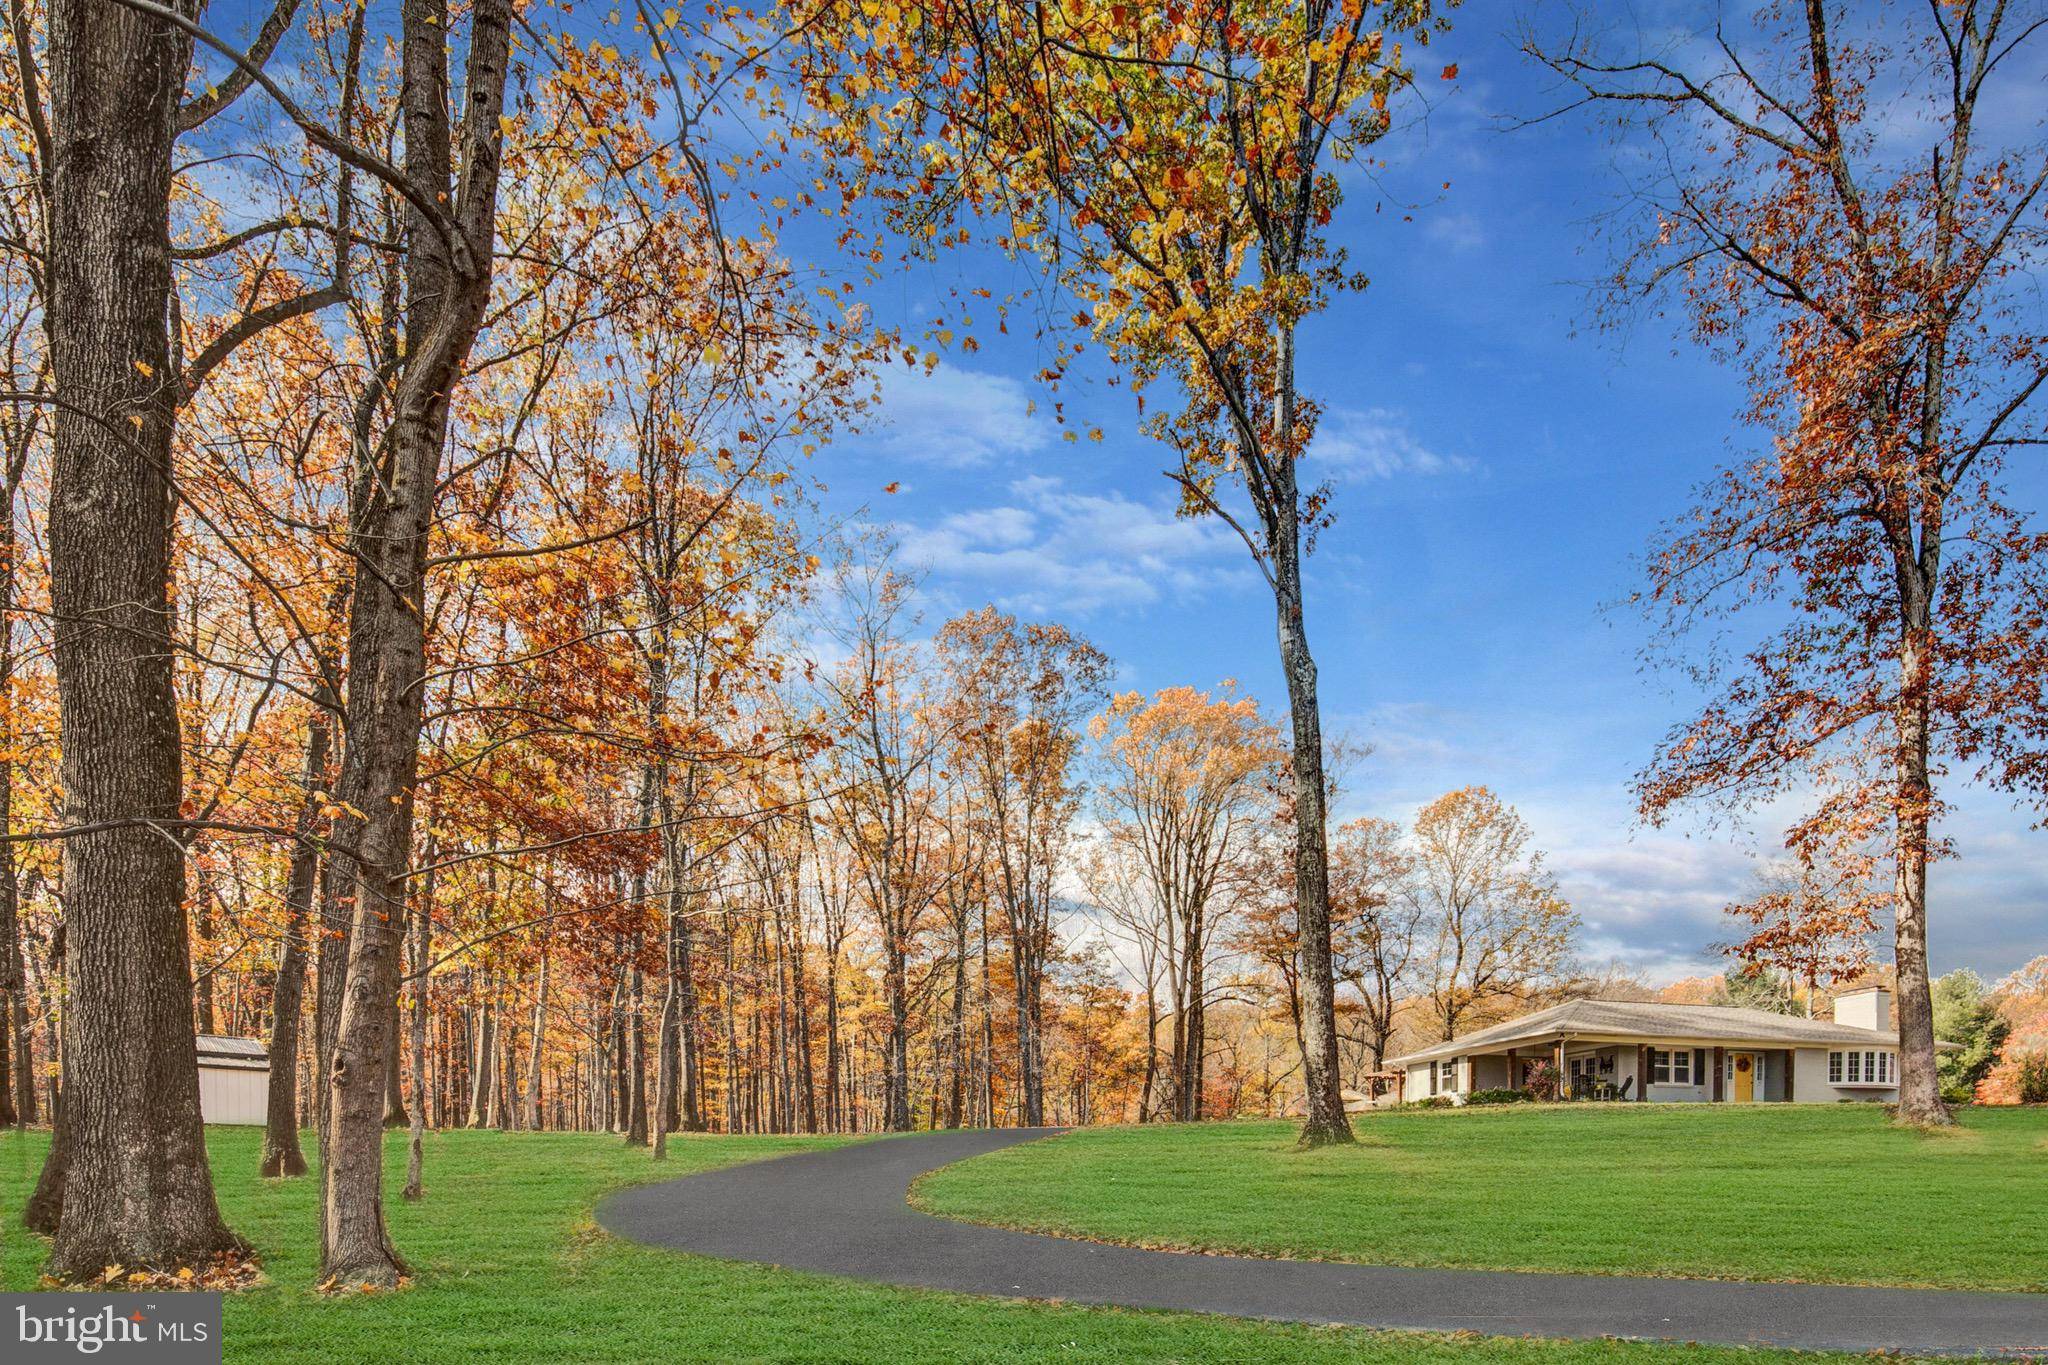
[{"xmin": 806, "ymin": 0, "xmax": 1446, "ymax": 1144}]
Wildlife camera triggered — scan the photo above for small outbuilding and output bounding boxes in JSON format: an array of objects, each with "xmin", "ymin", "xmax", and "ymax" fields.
[{"xmin": 195, "ymin": 1034, "xmax": 270, "ymax": 1126}]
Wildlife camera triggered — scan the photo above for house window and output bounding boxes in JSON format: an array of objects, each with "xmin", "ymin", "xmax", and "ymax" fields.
[
  {"xmin": 1828, "ymin": 1050, "xmax": 1895, "ymax": 1085},
  {"xmin": 1650, "ymin": 1049, "xmax": 1693, "ymax": 1085},
  {"xmin": 1438, "ymin": 1058, "xmax": 1459, "ymax": 1093}
]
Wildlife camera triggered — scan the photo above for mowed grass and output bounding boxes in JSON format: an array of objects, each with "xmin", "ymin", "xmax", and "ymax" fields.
[
  {"xmin": 0, "ymin": 1125, "xmax": 1898, "ymax": 1363},
  {"xmin": 914, "ymin": 1105, "xmax": 2048, "ymax": 1292}
]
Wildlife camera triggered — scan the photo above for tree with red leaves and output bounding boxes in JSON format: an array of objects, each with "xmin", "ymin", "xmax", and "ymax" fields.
[{"xmin": 1529, "ymin": 0, "xmax": 2047, "ymax": 1125}]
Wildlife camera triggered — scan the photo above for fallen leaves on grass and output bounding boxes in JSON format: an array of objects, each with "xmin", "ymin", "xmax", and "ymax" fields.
[
  {"xmin": 34, "ymin": 1253, "xmax": 263, "ymax": 1293},
  {"xmin": 317, "ymin": 1274, "xmax": 414, "ymax": 1297}
]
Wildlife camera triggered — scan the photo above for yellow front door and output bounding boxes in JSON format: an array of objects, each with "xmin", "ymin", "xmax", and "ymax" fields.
[{"xmin": 1732, "ymin": 1053, "xmax": 1755, "ymax": 1103}]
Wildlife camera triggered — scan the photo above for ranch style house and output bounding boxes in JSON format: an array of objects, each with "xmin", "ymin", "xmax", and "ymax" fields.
[{"xmin": 1389, "ymin": 987, "xmax": 1945, "ymax": 1105}]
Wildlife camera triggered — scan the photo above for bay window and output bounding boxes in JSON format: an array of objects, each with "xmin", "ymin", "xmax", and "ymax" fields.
[{"xmin": 1827, "ymin": 1049, "xmax": 1895, "ymax": 1086}]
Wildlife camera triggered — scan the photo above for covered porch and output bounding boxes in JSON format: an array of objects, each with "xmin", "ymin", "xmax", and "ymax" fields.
[{"xmin": 1416, "ymin": 1037, "xmax": 1800, "ymax": 1103}]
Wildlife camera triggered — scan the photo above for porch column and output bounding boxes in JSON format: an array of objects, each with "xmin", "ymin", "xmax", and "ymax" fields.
[
  {"xmin": 1637, "ymin": 1045, "xmax": 1649, "ymax": 1100},
  {"xmin": 1553, "ymin": 1038, "xmax": 1564, "ymax": 1095},
  {"xmin": 1506, "ymin": 1047, "xmax": 1518, "ymax": 1090}
]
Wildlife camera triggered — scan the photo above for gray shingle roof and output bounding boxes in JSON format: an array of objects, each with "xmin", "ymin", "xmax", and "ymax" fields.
[
  {"xmin": 195, "ymin": 1034, "xmax": 268, "ymax": 1063},
  {"xmin": 1386, "ymin": 998, "xmax": 1933, "ymax": 1067}
]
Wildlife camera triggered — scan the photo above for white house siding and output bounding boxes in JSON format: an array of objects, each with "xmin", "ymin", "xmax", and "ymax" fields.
[
  {"xmin": 197, "ymin": 1064, "xmax": 269, "ymax": 1125},
  {"xmin": 1636, "ymin": 1045, "xmax": 1708, "ymax": 1102},
  {"xmin": 1644, "ymin": 1080, "xmax": 1710, "ymax": 1101},
  {"xmin": 1394, "ymin": 1039, "xmax": 1900, "ymax": 1106},
  {"xmin": 1789, "ymin": 1046, "xmax": 1899, "ymax": 1103}
]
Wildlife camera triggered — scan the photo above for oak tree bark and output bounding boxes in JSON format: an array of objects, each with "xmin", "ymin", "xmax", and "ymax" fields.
[{"xmin": 38, "ymin": 0, "xmax": 247, "ymax": 1275}]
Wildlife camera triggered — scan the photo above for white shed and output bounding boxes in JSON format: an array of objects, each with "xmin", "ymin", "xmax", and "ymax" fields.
[{"xmin": 195, "ymin": 1034, "xmax": 270, "ymax": 1126}]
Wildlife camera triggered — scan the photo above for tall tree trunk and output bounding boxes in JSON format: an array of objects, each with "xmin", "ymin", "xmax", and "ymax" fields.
[
  {"xmin": 624, "ymin": 721, "xmax": 658, "ymax": 1148},
  {"xmin": 1177, "ymin": 924, "xmax": 1205, "ymax": 1122},
  {"xmin": 0, "ymin": 991, "xmax": 12, "ymax": 1129},
  {"xmin": 261, "ymin": 709, "xmax": 333, "ymax": 1177},
  {"xmin": 679, "ymin": 917, "xmax": 702, "ymax": 1131},
  {"xmin": 321, "ymin": 0, "xmax": 513, "ymax": 1286},
  {"xmin": 946, "ymin": 912, "xmax": 967, "ymax": 1129},
  {"xmin": 624, "ymin": 949, "xmax": 648, "ymax": 1146},
  {"xmin": 525, "ymin": 939, "xmax": 547, "ymax": 1131},
  {"xmin": 37, "ymin": 0, "xmax": 247, "ymax": 1274},
  {"xmin": 979, "ymin": 903, "xmax": 996, "ymax": 1126},
  {"xmin": 656, "ymin": 952, "xmax": 679, "ymax": 1136},
  {"xmin": 468, "ymin": 983, "xmax": 494, "ymax": 1128},
  {"xmin": 402, "ymin": 846, "xmax": 432, "ymax": 1201},
  {"xmin": 1266, "ymin": 331, "xmax": 1352, "ymax": 1149},
  {"xmin": 9, "ymin": 972, "xmax": 32, "ymax": 1126},
  {"xmin": 790, "ymin": 914, "xmax": 815, "ymax": 1134},
  {"xmin": 1137, "ymin": 981, "xmax": 1158, "ymax": 1123},
  {"xmin": 883, "ymin": 939, "xmax": 910, "ymax": 1131},
  {"xmin": 721, "ymin": 920, "xmax": 740, "ymax": 1133},
  {"xmin": 0, "ymin": 390, "xmax": 25, "ymax": 1131},
  {"xmin": 383, "ymin": 988, "xmax": 408, "ymax": 1127},
  {"xmin": 1010, "ymin": 941, "xmax": 1040, "ymax": 1125},
  {"xmin": 193, "ymin": 862, "xmax": 217, "ymax": 1036},
  {"xmin": 1891, "ymin": 602, "xmax": 1947, "ymax": 1124},
  {"xmin": 822, "ymin": 940, "xmax": 841, "ymax": 1132},
  {"xmin": 24, "ymin": 1094, "xmax": 66, "ymax": 1234},
  {"xmin": 495, "ymin": 1011, "xmax": 514, "ymax": 1129},
  {"xmin": 652, "ymin": 967, "xmax": 677, "ymax": 1159}
]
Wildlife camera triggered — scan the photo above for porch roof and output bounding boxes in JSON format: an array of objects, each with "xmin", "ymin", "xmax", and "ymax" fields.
[{"xmin": 1385, "ymin": 999, "xmax": 1935, "ymax": 1068}]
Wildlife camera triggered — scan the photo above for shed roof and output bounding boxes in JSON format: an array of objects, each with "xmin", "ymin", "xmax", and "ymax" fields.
[
  {"xmin": 195, "ymin": 1034, "xmax": 269, "ymax": 1068},
  {"xmin": 1386, "ymin": 999, "xmax": 1940, "ymax": 1067}
]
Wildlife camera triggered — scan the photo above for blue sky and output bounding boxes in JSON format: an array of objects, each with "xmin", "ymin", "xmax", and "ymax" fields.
[
  {"xmin": 184, "ymin": 0, "xmax": 2042, "ymax": 982},
  {"xmin": 785, "ymin": 8, "xmax": 2047, "ymax": 984}
]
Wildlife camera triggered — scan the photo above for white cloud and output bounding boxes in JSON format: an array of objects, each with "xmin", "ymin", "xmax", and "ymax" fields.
[
  {"xmin": 860, "ymin": 362, "xmax": 1047, "ymax": 466},
  {"xmin": 1334, "ymin": 694, "xmax": 2048, "ymax": 984},
  {"xmin": 1312, "ymin": 406, "xmax": 1475, "ymax": 479},
  {"xmin": 894, "ymin": 475, "xmax": 1248, "ymax": 614},
  {"xmin": 1424, "ymin": 210, "xmax": 1486, "ymax": 253}
]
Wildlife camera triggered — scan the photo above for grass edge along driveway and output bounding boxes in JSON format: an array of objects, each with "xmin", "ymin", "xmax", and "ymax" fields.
[
  {"xmin": 913, "ymin": 1105, "xmax": 2048, "ymax": 1293},
  {"xmin": 0, "ymin": 1124, "xmax": 1907, "ymax": 1363}
]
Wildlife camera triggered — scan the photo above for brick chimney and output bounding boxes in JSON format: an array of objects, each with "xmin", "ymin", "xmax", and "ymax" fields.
[{"xmin": 1832, "ymin": 986, "xmax": 1891, "ymax": 1031}]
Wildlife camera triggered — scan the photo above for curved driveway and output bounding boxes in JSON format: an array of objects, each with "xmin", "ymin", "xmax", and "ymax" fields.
[{"xmin": 597, "ymin": 1127, "xmax": 2048, "ymax": 1357}]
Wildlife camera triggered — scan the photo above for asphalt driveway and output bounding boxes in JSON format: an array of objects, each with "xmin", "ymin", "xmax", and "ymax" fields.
[{"xmin": 597, "ymin": 1126, "xmax": 2048, "ymax": 1357}]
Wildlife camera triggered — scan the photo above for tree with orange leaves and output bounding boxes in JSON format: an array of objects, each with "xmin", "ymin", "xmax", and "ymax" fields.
[
  {"xmin": 1091, "ymin": 683, "xmax": 1282, "ymax": 1122},
  {"xmin": 935, "ymin": 606, "xmax": 1109, "ymax": 1127},
  {"xmin": 1720, "ymin": 857, "xmax": 1877, "ymax": 1017},
  {"xmin": 1529, "ymin": 1, "xmax": 2047, "ymax": 1124}
]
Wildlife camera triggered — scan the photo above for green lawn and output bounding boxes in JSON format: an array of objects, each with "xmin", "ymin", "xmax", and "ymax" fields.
[
  {"xmin": 0, "ymin": 1124, "xmax": 1888, "ymax": 1363},
  {"xmin": 915, "ymin": 1105, "xmax": 2048, "ymax": 1292}
]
